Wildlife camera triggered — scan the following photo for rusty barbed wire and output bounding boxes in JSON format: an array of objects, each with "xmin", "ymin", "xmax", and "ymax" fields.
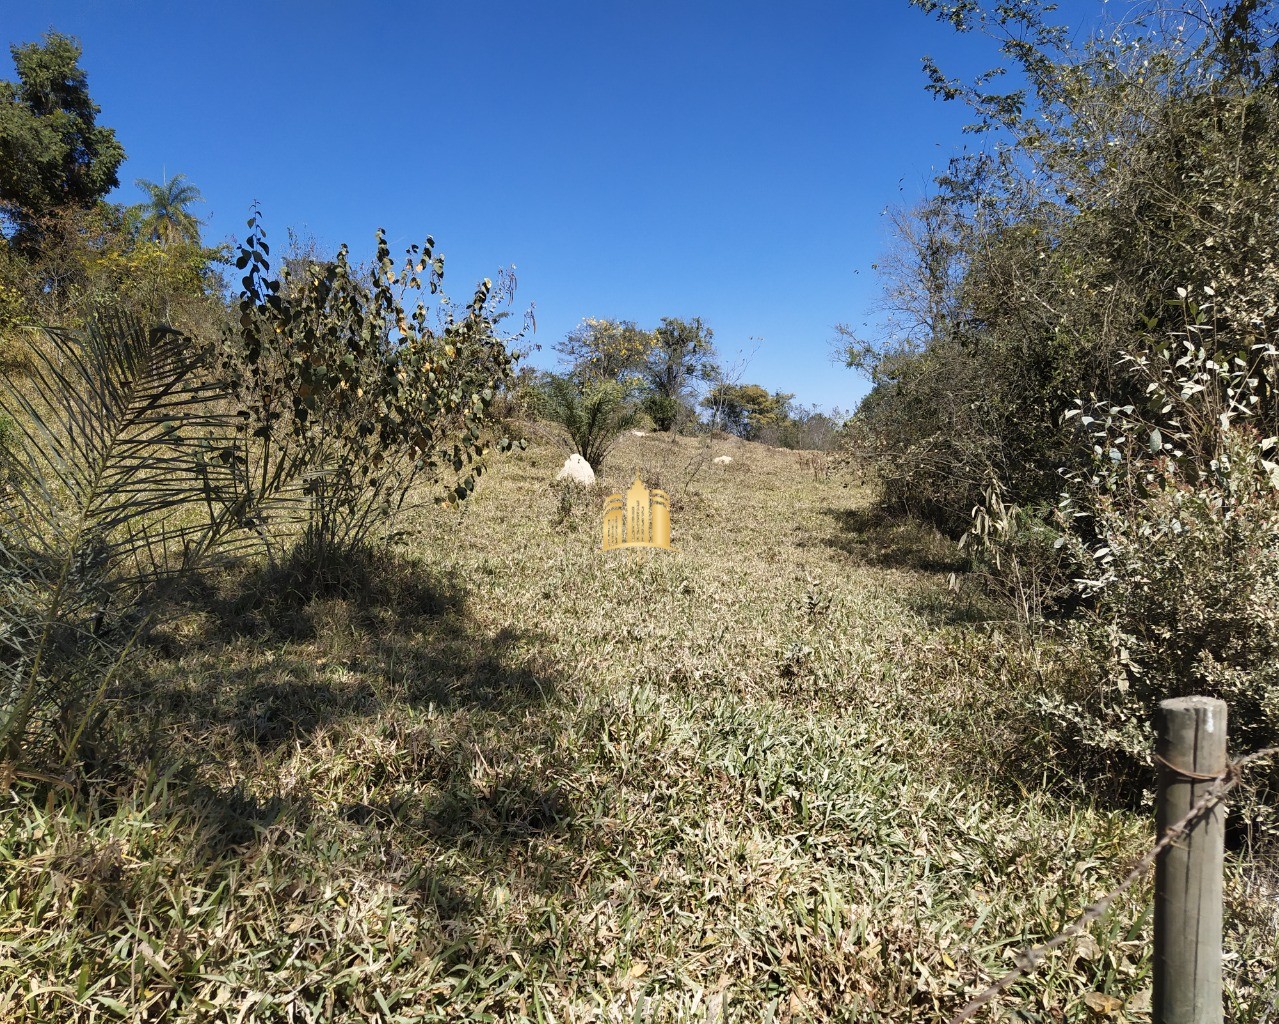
[{"xmin": 950, "ymin": 745, "xmax": 1279, "ymax": 1024}]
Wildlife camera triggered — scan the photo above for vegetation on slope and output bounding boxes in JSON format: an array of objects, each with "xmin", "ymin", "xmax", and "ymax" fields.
[
  {"xmin": 2, "ymin": 9, "xmax": 1278, "ymax": 1022},
  {"xmin": 2, "ymin": 433, "xmax": 1276, "ymax": 1021}
]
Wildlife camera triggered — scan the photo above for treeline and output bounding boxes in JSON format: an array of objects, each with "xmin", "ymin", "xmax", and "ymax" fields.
[
  {"xmin": 0, "ymin": 34, "xmax": 224, "ymax": 343},
  {"xmin": 518, "ymin": 315, "xmax": 844, "ymax": 472},
  {"xmin": 0, "ymin": 33, "xmax": 524, "ymax": 766},
  {"xmin": 846, "ymin": 2, "xmax": 1279, "ymax": 792}
]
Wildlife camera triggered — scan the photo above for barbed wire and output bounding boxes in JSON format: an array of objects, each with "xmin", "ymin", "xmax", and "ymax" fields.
[{"xmin": 950, "ymin": 745, "xmax": 1279, "ymax": 1024}]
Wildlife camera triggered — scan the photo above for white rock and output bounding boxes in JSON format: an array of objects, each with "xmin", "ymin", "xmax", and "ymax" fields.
[
  {"xmin": 630, "ymin": 430, "xmax": 647, "ymax": 437},
  {"xmin": 555, "ymin": 453, "xmax": 596, "ymax": 486},
  {"xmin": 713, "ymin": 455, "xmax": 733, "ymax": 465}
]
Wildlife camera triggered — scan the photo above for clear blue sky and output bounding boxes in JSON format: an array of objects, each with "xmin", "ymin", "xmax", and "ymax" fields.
[{"xmin": 4, "ymin": 1, "xmax": 1107, "ymax": 412}]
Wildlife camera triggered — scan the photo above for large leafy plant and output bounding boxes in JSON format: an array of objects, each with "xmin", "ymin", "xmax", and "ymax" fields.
[
  {"xmin": 1041, "ymin": 300, "xmax": 1279, "ymax": 805},
  {"xmin": 222, "ymin": 213, "xmax": 523, "ymax": 582},
  {"xmin": 533, "ymin": 373, "xmax": 639, "ymax": 474},
  {"xmin": 0, "ymin": 314, "xmax": 261, "ymax": 762}
]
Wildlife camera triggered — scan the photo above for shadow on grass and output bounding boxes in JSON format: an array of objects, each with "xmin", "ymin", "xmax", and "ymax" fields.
[
  {"xmin": 28, "ymin": 537, "xmax": 654, "ymax": 987},
  {"xmin": 819, "ymin": 505, "xmax": 971, "ymax": 575},
  {"xmin": 138, "ymin": 544, "xmax": 553, "ymax": 737},
  {"xmin": 151, "ymin": 541, "xmax": 468, "ymax": 647},
  {"xmin": 103, "ymin": 543, "xmax": 575, "ymax": 864},
  {"xmin": 14, "ymin": 556, "xmax": 609, "ymax": 1008}
]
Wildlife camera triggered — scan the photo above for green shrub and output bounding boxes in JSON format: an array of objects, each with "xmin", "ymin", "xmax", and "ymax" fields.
[
  {"xmin": 1039, "ymin": 314, "xmax": 1279, "ymax": 816},
  {"xmin": 531, "ymin": 373, "xmax": 639, "ymax": 473},
  {"xmin": 221, "ymin": 213, "xmax": 522, "ymax": 580},
  {"xmin": 960, "ymin": 485, "xmax": 1076, "ymax": 627}
]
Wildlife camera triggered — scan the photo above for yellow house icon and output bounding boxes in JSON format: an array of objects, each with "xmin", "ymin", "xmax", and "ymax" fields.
[{"xmin": 602, "ymin": 473, "xmax": 672, "ymax": 551}]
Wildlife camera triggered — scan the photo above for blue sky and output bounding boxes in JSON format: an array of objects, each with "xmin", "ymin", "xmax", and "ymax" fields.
[{"xmin": 4, "ymin": 1, "xmax": 1107, "ymax": 412}]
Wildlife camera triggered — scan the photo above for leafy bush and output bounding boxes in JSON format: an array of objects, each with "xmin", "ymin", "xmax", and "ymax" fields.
[
  {"xmin": 1041, "ymin": 309, "xmax": 1279, "ymax": 810},
  {"xmin": 221, "ymin": 213, "xmax": 522, "ymax": 582},
  {"xmin": 845, "ymin": 4, "xmax": 1279, "ymax": 535},
  {"xmin": 960, "ymin": 484, "xmax": 1075, "ymax": 627}
]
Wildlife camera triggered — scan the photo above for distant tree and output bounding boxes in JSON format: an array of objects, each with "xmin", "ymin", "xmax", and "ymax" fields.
[
  {"xmin": 642, "ymin": 316, "xmax": 719, "ymax": 431},
  {"xmin": 129, "ymin": 174, "xmax": 204, "ymax": 247},
  {"xmin": 702, "ymin": 383, "xmax": 793, "ymax": 441},
  {"xmin": 0, "ymin": 32, "xmax": 124, "ymax": 250},
  {"xmin": 555, "ymin": 317, "xmax": 653, "ymax": 384},
  {"xmin": 776, "ymin": 404, "xmax": 844, "ymax": 451}
]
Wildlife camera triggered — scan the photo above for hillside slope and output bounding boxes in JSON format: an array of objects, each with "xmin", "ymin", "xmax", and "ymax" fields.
[{"xmin": 2, "ymin": 431, "xmax": 1272, "ymax": 1022}]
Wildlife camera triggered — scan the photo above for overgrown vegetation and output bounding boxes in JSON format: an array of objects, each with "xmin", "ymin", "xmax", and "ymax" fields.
[
  {"xmin": 843, "ymin": 0, "xmax": 1279, "ymax": 803},
  {"xmin": 6, "ymin": 433, "xmax": 1276, "ymax": 1021},
  {"xmin": 3, "ymin": 10, "xmax": 1279, "ymax": 1021},
  {"xmin": 0, "ymin": 31, "xmax": 527, "ymax": 766},
  {"xmin": 221, "ymin": 212, "xmax": 522, "ymax": 583},
  {"xmin": 1, "ymin": 34, "xmax": 225, "ymax": 338}
]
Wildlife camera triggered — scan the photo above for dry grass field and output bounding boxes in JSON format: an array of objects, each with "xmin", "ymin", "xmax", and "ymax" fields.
[{"xmin": 2, "ymin": 429, "xmax": 1276, "ymax": 1022}]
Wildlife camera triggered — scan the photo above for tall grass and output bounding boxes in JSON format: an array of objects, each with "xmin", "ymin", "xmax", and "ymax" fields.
[{"xmin": 0, "ymin": 431, "xmax": 1275, "ymax": 1021}]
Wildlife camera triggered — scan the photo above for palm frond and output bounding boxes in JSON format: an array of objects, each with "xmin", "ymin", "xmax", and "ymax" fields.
[{"xmin": 0, "ymin": 312, "xmax": 283, "ymax": 759}]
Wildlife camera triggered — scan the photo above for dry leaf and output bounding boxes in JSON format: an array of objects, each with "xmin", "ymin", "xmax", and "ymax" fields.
[
  {"xmin": 1073, "ymin": 933, "xmax": 1101, "ymax": 962},
  {"xmin": 1084, "ymin": 991, "xmax": 1124, "ymax": 1015}
]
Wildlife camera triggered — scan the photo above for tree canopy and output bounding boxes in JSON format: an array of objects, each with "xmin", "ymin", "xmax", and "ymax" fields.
[
  {"xmin": 0, "ymin": 32, "xmax": 124, "ymax": 247},
  {"xmin": 643, "ymin": 316, "xmax": 719, "ymax": 431},
  {"xmin": 129, "ymin": 174, "xmax": 204, "ymax": 247},
  {"xmin": 702, "ymin": 383, "xmax": 794, "ymax": 441}
]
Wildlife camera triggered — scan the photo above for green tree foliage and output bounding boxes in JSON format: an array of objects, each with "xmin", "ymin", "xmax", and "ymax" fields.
[
  {"xmin": 554, "ymin": 317, "xmax": 653, "ymax": 384},
  {"xmin": 702, "ymin": 383, "xmax": 794, "ymax": 441},
  {"xmin": 0, "ymin": 36, "xmax": 219, "ymax": 335},
  {"xmin": 847, "ymin": 0, "xmax": 1279, "ymax": 531},
  {"xmin": 222, "ymin": 212, "xmax": 522, "ymax": 582},
  {"xmin": 642, "ymin": 316, "xmax": 719, "ymax": 431},
  {"xmin": 0, "ymin": 195, "xmax": 225, "ymax": 335},
  {"xmin": 0, "ymin": 32, "xmax": 124, "ymax": 249},
  {"xmin": 776, "ymin": 404, "xmax": 844, "ymax": 451},
  {"xmin": 538, "ymin": 315, "xmax": 722, "ymax": 467},
  {"xmin": 85, "ymin": 226, "xmax": 227, "ymax": 334},
  {"xmin": 128, "ymin": 173, "xmax": 204, "ymax": 247}
]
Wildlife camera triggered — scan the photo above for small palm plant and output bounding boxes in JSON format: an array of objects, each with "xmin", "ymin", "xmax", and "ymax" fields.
[
  {"xmin": 0, "ymin": 313, "xmax": 270, "ymax": 763},
  {"xmin": 535, "ymin": 374, "xmax": 640, "ymax": 473}
]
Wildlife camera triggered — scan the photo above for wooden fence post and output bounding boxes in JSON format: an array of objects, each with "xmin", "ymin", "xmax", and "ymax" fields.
[{"xmin": 1154, "ymin": 696, "xmax": 1227, "ymax": 1024}]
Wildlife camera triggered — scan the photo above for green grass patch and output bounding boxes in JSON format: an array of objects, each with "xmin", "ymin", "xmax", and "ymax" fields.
[{"xmin": 1, "ymin": 432, "xmax": 1275, "ymax": 1021}]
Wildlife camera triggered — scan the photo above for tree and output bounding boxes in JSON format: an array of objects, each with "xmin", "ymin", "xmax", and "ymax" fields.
[
  {"xmin": 555, "ymin": 317, "xmax": 653, "ymax": 384},
  {"xmin": 701, "ymin": 383, "xmax": 793, "ymax": 441},
  {"xmin": 0, "ymin": 32, "xmax": 124, "ymax": 249},
  {"xmin": 129, "ymin": 174, "xmax": 204, "ymax": 247},
  {"xmin": 642, "ymin": 316, "xmax": 719, "ymax": 431}
]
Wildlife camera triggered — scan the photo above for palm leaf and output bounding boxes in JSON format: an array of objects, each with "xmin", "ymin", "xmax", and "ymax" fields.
[{"xmin": 0, "ymin": 312, "xmax": 290, "ymax": 758}]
